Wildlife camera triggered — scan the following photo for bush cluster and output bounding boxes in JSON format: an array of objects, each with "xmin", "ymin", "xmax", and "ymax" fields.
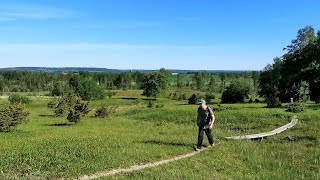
[
  {"xmin": 169, "ymin": 92, "xmax": 187, "ymax": 101},
  {"xmin": 266, "ymin": 97, "xmax": 282, "ymax": 108},
  {"xmin": 49, "ymin": 91, "xmax": 91, "ymax": 123},
  {"xmin": 188, "ymin": 94, "xmax": 203, "ymax": 104},
  {"xmin": 0, "ymin": 104, "xmax": 30, "ymax": 132},
  {"xmin": 147, "ymin": 101, "xmax": 154, "ymax": 108},
  {"xmin": 8, "ymin": 94, "xmax": 31, "ymax": 104},
  {"xmin": 67, "ymin": 100, "xmax": 90, "ymax": 123},
  {"xmin": 286, "ymin": 103, "xmax": 305, "ymax": 112},
  {"xmin": 94, "ymin": 105, "xmax": 118, "ymax": 118},
  {"xmin": 221, "ymin": 83, "xmax": 249, "ymax": 104}
]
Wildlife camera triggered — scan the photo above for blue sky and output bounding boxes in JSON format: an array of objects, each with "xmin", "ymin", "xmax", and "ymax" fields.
[{"xmin": 0, "ymin": 0, "xmax": 319, "ymax": 70}]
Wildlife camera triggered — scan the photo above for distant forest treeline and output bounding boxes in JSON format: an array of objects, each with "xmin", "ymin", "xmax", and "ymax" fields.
[
  {"xmin": 0, "ymin": 67, "xmax": 249, "ymax": 73},
  {"xmin": 0, "ymin": 70, "xmax": 258, "ymax": 93}
]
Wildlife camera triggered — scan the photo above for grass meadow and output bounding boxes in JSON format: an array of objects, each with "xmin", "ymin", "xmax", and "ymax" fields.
[{"xmin": 0, "ymin": 90, "xmax": 319, "ymax": 179}]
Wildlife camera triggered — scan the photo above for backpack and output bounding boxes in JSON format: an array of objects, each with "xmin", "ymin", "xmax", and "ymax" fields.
[{"xmin": 198, "ymin": 106, "xmax": 213, "ymax": 126}]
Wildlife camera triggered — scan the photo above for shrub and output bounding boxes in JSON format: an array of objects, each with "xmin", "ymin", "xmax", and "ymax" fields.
[
  {"xmin": 221, "ymin": 83, "xmax": 250, "ymax": 104},
  {"xmin": 47, "ymin": 100, "xmax": 58, "ymax": 109},
  {"xmin": 147, "ymin": 101, "xmax": 154, "ymax": 108},
  {"xmin": 0, "ymin": 104, "xmax": 29, "ymax": 132},
  {"xmin": 156, "ymin": 104, "xmax": 164, "ymax": 108},
  {"xmin": 106, "ymin": 90, "xmax": 113, "ymax": 99},
  {"xmin": 67, "ymin": 99, "xmax": 90, "ymax": 123},
  {"xmin": 266, "ymin": 97, "xmax": 282, "ymax": 108},
  {"xmin": 94, "ymin": 105, "xmax": 118, "ymax": 118},
  {"xmin": 8, "ymin": 94, "xmax": 31, "ymax": 104},
  {"xmin": 170, "ymin": 92, "xmax": 186, "ymax": 101},
  {"xmin": 177, "ymin": 94, "xmax": 187, "ymax": 101},
  {"xmin": 188, "ymin": 94, "xmax": 199, "ymax": 104},
  {"xmin": 54, "ymin": 91, "xmax": 79, "ymax": 117},
  {"xmin": 286, "ymin": 103, "xmax": 305, "ymax": 112}
]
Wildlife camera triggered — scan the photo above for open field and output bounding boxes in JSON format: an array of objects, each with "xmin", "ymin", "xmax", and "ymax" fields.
[{"xmin": 0, "ymin": 90, "xmax": 319, "ymax": 179}]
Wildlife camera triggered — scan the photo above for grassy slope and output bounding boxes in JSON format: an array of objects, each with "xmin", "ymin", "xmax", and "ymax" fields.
[{"xmin": 0, "ymin": 91, "xmax": 319, "ymax": 179}]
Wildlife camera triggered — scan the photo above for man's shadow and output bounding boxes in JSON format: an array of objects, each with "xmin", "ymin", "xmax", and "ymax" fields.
[{"xmin": 138, "ymin": 140, "xmax": 193, "ymax": 148}]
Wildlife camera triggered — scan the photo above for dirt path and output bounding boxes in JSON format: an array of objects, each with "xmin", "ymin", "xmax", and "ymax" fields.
[{"xmin": 77, "ymin": 116, "xmax": 298, "ymax": 180}]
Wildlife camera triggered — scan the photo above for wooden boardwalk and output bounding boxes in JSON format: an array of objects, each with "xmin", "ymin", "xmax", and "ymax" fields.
[
  {"xmin": 77, "ymin": 116, "xmax": 298, "ymax": 179},
  {"xmin": 224, "ymin": 115, "xmax": 298, "ymax": 140}
]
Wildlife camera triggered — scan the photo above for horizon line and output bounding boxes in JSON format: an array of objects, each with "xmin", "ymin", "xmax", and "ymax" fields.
[{"xmin": 0, "ymin": 66, "xmax": 259, "ymax": 72}]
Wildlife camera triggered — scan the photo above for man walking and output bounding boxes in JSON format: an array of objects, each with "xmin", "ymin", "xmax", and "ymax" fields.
[{"xmin": 195, "ymin": 99, "xmax": 215, "ymax": 151}]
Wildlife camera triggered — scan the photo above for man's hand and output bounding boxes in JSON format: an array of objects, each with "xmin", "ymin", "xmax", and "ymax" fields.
[{"xmin": 209, "ymin": 123, "xmax": 214, "ymax": 129}]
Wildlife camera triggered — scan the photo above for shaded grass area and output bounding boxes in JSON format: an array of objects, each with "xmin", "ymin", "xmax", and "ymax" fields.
[{"xmin": 0, "ymin": 95, "xmax": 319, "ymax": 179}]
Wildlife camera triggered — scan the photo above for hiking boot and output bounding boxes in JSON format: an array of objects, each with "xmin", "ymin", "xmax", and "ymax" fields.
[
  {"xmin": 194, "ymin": 146, "xmax": 202, "ymax": 151},
  {"xmin": 210, "ymin": 143, "xmax": 215, "ymax": 147}
]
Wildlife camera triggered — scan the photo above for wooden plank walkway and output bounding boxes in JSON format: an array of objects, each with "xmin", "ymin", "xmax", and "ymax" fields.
[
  {"xmin": 76, "ymin": 116, "xmax": 298, "ymax": 179},
  {"xmin": 78, "ymin": 146, "xmax": 211, "ymax": 180},
  {"xmin": 224, "ymin": 115, "xmax": 298, "ymax": 140}
]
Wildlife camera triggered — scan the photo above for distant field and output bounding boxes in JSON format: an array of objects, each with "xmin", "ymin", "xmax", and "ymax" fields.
[{"xmin": 0, "ymin": 91, "xmax": 319, "ymax": 179}]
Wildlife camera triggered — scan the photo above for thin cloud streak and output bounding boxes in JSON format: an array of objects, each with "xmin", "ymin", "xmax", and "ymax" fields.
[
  {"xmin": 0, "ymin": 3, "xmax": 76, "ymax": 21},
  {"xmin": 0, "ymin": 43, "xmax": 217, "ymax": 51}
]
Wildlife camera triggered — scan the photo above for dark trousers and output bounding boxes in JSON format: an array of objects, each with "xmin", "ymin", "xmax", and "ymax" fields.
[{"xmin": 197, "ymin": 126, "xmax": 214, "ymax": 148}]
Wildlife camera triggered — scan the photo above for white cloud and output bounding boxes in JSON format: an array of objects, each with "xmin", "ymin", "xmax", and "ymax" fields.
[
  {"xmin": 0, "ymin": 3, "xmax": 76, "ymax": 21},
  {"xmin": 0, "ymin": 43, "xmax": 216, "ymax": 51}
]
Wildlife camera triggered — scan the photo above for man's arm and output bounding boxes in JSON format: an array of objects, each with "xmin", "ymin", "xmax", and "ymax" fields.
[
  {"xmin": 209, "ymin": 108, "xmax": 215, "ymax": 129},
  {"xmin": 197, "ymin": 112, "xmax": 200, "ymax": 126}
]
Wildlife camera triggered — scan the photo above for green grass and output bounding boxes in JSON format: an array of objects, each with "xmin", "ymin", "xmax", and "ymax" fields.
[{"xmin": 0, "ymin": 91, "xmax": 319, "ymax": 179}]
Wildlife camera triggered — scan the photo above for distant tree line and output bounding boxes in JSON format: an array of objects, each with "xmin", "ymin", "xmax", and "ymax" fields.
[
  {"xmin": 0, "ymin": 70, "xmax": 259, "ymax": 94},
  {"xmin": 0, "ymin": 71, "xmax": 146, "ymax": 92}
]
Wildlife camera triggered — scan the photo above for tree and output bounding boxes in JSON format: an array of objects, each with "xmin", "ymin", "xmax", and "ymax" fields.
[
  {"xmin": 77, "ymin": 78, "xmax": 105, "ymax": 101},
  {"xmin": 177, "ymin": 74, "xmax": 183, "ymax": 89},
  {"xmin": 0, "ymin": 75, "xmax": 4, "ymax": 92},
  {"xmin": 114, "ymin": 72, "xmax": 132, "ymax": 90},
  {"xmin": 285, "ymin": 26, "xmax": 316, "ymax": 53},
  {"xmin": 132, "ymin": 71, "xmax": 145, "ymax": 89},
  {"xmin": 51, "ymin": 91, "xmax": 90, "ymax": 123},
  {"xmin": 141, "ymin": 69, "xmax": 170, "ymax": 99},
  {"xmin": 279, "ymin": 26, "xmax": 319, "ymax": 102},
  {"xmin": 207, "ymin": 77, "xmax": 217, "ymax": 92},
  {"xmin": 219, "ymin": 73, "xmax": 226, "ymax": 92},
  {"xmin": 51, "ymin": 81, "xmax": 68, "ymax": 96},
  {"xmin": 251, "ymin": 71, "xmax": 260, "ymax": 93},
  {"xmin": 67, "ymin": 99, "xmax": 90, "ymax": 124},
  {"xmin": 221, "ymin": 82, "xmax": 250, "ymax": 104},
  {"xmin": 258, "ymin": 58, "xmax": 283, "ymax": 107},
  {"xmin": 68, "ymin": 75, "xmax": 105, "ymax": 101},
  {"xmin": 193, "ymin": 72, "xmax": 209, "ymax": 91},
  {"xmin": 258, "ymin": 26, "xmax": 319, "ymax": 106},
  {"xmin": 299, "ymin": 81, "xmax": 310, "ymax": 102}
]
